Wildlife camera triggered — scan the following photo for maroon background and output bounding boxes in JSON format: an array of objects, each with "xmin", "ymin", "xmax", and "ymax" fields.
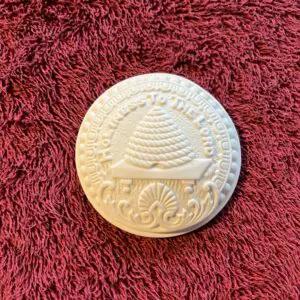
[{"xmin": 1, "ymin": 1, "xmax": 299, "ymax": 299}]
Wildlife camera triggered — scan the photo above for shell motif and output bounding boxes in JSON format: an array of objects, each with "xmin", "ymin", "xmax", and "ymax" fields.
[
  {"xmin": 138, "ymin": 183, "xmax": 178, "ymax": 213},
  {"xmin": 125, "ymin": 106, "xmax": 195, "ymax": 169}
]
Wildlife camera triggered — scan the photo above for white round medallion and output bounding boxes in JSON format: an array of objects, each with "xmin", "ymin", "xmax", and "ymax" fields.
[{"xmin": 76, "ymin": 73, "xmax": 241, "ymax": 237}]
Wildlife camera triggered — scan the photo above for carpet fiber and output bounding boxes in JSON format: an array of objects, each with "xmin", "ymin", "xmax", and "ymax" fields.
[{"xmin": 0, "ymin": 0, "xmax": 299, "ymax": 299}]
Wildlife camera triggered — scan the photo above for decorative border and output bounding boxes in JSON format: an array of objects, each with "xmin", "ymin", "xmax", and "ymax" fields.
[{"xmin": 76, "ymin": 73, "xmax": 241, "ymax": 237}]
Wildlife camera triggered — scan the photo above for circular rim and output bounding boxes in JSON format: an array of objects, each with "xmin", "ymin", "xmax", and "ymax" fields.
[{"xmin": 76, "ymin": 73, "xmax": 241, "ymax": 237}]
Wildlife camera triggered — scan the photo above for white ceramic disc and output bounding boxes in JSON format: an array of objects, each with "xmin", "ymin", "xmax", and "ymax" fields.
[{"xmin": 76, "ymin": 73, "xmax": 241, "ymax": 237}]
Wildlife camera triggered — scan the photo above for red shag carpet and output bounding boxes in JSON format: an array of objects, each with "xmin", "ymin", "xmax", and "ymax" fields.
[{"xmin": 0, "ymin": 1, "xmax": 299, "ymax": 299}]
